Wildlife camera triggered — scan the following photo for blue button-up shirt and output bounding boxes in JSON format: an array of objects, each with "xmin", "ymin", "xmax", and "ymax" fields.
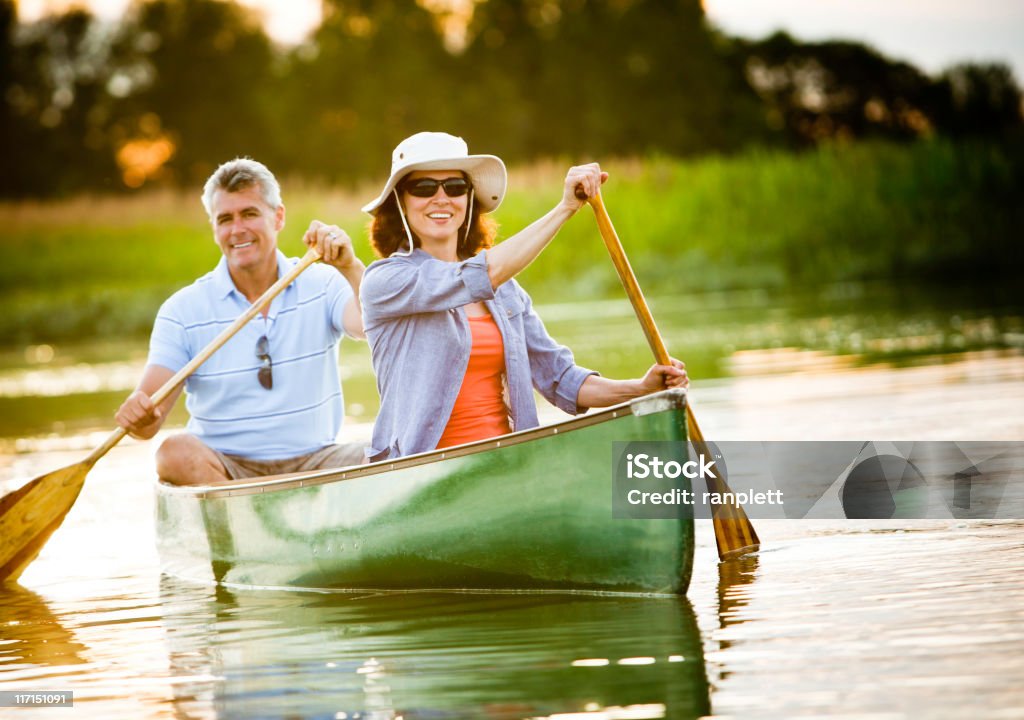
[
  {"xmin": 361, "ymin": 249, "xmax": 596, "ymax": 461},
  {"xmin": 148, "ymin": 250, "xmax": 353, "ymax": 460}
]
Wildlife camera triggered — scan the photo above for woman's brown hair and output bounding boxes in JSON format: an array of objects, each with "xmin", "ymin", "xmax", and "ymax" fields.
[{"xmin": 369, "ymin": 175, "xmax": 499, "ymax": 259}]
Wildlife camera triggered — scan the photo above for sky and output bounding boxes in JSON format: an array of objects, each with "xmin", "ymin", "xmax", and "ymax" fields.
[
  {"xmin": 702, "ymin": 0, "xmax": 1024, "ymax": 82},
  {"xmin": 16, "ymin": 0, "xmax": 1024, "ymax": 82},
  {"xmin": 18, "ymin": 0, "xmax": 324, "ymax": 44}
]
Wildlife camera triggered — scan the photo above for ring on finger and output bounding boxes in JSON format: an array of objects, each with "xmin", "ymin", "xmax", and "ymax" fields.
[{"xmin": 326, "ymin": 231, "xmax": 339, "ymax": 241}]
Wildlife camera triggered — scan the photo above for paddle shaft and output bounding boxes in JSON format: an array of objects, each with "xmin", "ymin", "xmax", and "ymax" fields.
[
  {"xmin": 578, "ymin": 189, "xmax": 759, "ymax": 559},
  {"xmin": 83, "ymin": 248, "xmax": 322, "ymax": 468}
]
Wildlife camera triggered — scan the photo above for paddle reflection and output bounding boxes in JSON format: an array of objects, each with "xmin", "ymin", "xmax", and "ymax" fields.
[
  {"xmin": 0, "ymin": 585, "xmax": 89, "ymax": 668},
  {"xmin": 159, "ymin": 577, "xmax": 710, "ymax": 719},
  {"xmin": 717, "ymin": 553, "xmax": 760, "ymax": 632},
  {"xmin": 714, "ymin": 553, "xmax": 760, "ymax": 682}
]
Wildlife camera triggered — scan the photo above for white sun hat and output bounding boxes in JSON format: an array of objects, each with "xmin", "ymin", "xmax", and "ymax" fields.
[{"xmin": 361, "ymin": 131, "xmax": 507, "ymax": 215}]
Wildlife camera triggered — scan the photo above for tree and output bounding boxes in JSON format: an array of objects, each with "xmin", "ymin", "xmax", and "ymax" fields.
[
  {"xmin": 1, "ymin": 6, "xmax": 122, "ymax": 196},
  {"xmin": 108, "ymin": 0, "xmax": 281, "ymax": 187},
  {"xmin": 738, "ymin": 32, "xmax": 937, "ymax": 146},
  {"xmin": 462, "ymin": 0, "xmax": 765, "ymax": 160},
  {"xmin": 283, "ymin": 0, "xmax": 460, "ymax": 182},
  {"xmin": 932, "ymin": 62, "xmax": 1023, "ymax": 138}
]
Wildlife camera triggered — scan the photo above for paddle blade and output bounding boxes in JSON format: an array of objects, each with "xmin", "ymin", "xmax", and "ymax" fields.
[
  {"xmin": 708, "ymin": 474, "xmax": 762, "ymax": 560},
  {"xmin": 0, "ymin": 462, "xmax": 89, "ymax": 583},
  {"xmin": 688, "ymin": 415, "xmax": 760, "ymax": 560}
]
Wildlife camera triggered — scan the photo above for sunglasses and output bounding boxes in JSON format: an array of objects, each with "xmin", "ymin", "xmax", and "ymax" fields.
[
  {"xmin": 401, "ymin": 177, "xmax": 471, "ymax": 198},
  {"xmin": 256, "ymin": 335, "xmax": 272, "ymax": 390}
]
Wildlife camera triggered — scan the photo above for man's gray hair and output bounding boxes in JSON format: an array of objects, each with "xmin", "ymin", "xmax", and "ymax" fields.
[{"xmin": 201, "ymin": 158, "xmax": 282, "ymax": 220}]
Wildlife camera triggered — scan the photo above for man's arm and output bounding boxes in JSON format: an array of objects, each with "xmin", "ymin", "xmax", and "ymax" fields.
[
  {"xmin": 340, "ymin": 262, "xmax": 365, "ymax": 340},
  {"xmin": 115, "ymin": 364, "xmax": 183, "ymax": 440},
  {"xmin": 304, "ymin": 220, "xmax": 366, "ymax": 340}
]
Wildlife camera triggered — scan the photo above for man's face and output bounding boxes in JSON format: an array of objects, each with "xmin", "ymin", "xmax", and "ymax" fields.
[{"xmin": 210, "ymin": 185, "xmax": 284, "ymax": 275}]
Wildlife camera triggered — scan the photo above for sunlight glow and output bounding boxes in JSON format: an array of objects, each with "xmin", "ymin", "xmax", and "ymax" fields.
[{"xmin": 18, "ymin": 0, "xmax": 323, "ymax": 44}]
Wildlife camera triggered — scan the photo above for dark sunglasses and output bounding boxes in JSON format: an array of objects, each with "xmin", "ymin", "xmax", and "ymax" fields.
[
  {"xmin": 401, "ymin": 177, "xmax": 471, "ymax": 198},
  {"xmin": 256, "ymin": 335, "xmax": 272, "ymax": 390}
]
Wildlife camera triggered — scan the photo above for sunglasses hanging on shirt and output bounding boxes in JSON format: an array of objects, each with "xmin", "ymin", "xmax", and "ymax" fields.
[{"xmin": 256, "ymin": 334, "xmax": 272, "ymax": 389}]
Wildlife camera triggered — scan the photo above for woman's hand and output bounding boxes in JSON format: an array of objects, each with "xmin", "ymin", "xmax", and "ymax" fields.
[
  {"xmin": 638, "ymin": 357, "xmax": 689, "ymax": 393},
  {"xmin": 560, "ymin": 163, "xmax": 608, "ymax": 212}
]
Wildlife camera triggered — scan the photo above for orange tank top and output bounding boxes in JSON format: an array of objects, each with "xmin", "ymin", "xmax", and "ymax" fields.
[{"xmin": 437, "ymin": 313, "xmax": 511, "ymax": 448}]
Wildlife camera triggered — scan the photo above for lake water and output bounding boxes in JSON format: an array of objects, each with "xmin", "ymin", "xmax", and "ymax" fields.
[{"xmin": 2, "ymin": 291, "xmax": 1024, "ymax": 719}]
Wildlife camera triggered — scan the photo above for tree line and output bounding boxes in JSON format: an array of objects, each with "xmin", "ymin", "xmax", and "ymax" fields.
[{"xmin": 1, "ymin": 0, "xmax": 1021, "ymax": 198}]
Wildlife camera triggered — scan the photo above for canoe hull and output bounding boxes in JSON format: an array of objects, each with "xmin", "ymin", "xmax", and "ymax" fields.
[{"xmin": 156, "ymin": 390, "xmax": 694, "ymax": 594}]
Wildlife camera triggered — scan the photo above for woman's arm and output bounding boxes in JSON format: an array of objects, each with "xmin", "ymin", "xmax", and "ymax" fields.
[
  {"xmin": 485, "ymin": 163, "xmax": 607, "ymax": 289},
  {"xmin": 516, "ymin": 281, "xmax": 687, "ymax": 413},
  {"xmin": 576, "ymin": 360, "xmax": 689, "ymax": 408},
  {"xmin": 360, "ymin": 253, "xmax": 495, "ymax": 324}
]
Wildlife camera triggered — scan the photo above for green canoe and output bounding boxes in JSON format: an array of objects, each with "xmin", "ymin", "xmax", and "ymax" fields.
[{"xmin": 156, "ymin": 389, "xmax": 694, "ymax": 594}]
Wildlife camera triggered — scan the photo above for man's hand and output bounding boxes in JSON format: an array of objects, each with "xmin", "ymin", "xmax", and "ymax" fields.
[
  {"xmin": 116, "ymin": 389, "xmax": 162, "ymax": 439},
  {"xmin": 304, "ymin": 220, "xmax": 358, "ymax": 271},
  {"xmin": 114, "ymin": 365, "xmax": 179, "ymax": 440}
]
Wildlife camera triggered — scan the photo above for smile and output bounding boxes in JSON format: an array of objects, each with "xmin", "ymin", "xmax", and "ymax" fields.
[
  {"xmin": 427, "ymin": 212, "xmax": 453, "ymax": 220},
  {"xmin": 232, "ymin": 241, "xmax": 254, "ymax": 249}
]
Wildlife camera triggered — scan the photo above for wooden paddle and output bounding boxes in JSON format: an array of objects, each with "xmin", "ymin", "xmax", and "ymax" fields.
[
  {"xmin": 0, "ymin": 247, "xmax": 322, "ymax": 583},
  {"xmin": 577, "ymin": 187, "xmax": 760, "ymax": 560}
]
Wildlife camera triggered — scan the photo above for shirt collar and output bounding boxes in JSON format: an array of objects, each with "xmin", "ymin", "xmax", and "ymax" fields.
[{"xmin": 212, "ymin": 250, "xmax": 291, "ymax": 301}]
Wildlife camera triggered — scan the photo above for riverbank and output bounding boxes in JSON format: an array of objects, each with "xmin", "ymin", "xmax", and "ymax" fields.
[{"xmin": 2, "ymin": 139, "xmax": 1021, "ymax": 345}]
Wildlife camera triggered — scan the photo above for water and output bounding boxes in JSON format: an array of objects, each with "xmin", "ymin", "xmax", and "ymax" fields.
[
  {"xmin": 2, "ymin": 293, "xmax": 1024, "ymax": 718},
  {"xmin": 2, "ymin": 283, "xmax": 1022, "ymax": 442}
]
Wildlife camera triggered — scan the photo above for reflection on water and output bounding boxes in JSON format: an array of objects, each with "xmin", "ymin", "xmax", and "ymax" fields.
[
  {"xmin": 692, "ymin": 521, "xmax": 1024, "ymax": 718},
  {"xmin": 716, "ymin": 555, "xmax": 760, "ymax": 638},
  {"xmin": 6, "ymin": 518, "xmax": 1022, "ymax": 718},
  {"xmin": 160, "ymin": 581, "xmax": 710, "ymax": 720},
  {"xmin": 0, "ymin": 585, "xmax": 88, "ymax": 668}
]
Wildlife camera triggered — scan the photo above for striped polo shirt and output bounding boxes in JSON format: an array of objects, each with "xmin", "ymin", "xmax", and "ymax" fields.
[{"xmin": 148, "ymin": 250, "xmax": 354, "ymax": 460}]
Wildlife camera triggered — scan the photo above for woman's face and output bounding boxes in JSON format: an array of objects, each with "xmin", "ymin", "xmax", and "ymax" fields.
[{"xmin": 400, "ymin": 170, "xmax": 470, "ymax": 252}]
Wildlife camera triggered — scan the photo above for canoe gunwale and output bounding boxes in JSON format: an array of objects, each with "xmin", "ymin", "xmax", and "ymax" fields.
[{"xmin": 156, "ymin": 388, "xmax": 688, "ymax": 500}]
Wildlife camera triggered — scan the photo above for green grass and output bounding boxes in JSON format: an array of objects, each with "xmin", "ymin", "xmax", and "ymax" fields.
[{"xmin": 1, "ymin": 139, "xmax": 1021, "ymax": 344}]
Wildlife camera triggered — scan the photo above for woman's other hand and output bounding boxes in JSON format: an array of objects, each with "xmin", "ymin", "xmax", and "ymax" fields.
[
  {"xmin": 561, "ymin": 163, "xmax": 608, "ymax": 212},
  {"xmin": 638, "ymin": 357, "xmax": 689, "ymax": 393}
]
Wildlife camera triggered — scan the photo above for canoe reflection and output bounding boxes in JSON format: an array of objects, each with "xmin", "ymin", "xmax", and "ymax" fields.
[{"xmin": 159, "ymin": 577, "xmax": 710, "ymax": 719}]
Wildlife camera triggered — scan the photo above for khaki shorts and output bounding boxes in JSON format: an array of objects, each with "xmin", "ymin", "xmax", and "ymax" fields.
[{"xmin": 212, "ymin": 442, "xmax": 366, "ymax": 480}]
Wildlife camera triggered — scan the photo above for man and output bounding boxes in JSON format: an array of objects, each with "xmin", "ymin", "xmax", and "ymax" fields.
[{"xmin": 116, "ymin": 158, "xmax": 366, "ymax": 485}]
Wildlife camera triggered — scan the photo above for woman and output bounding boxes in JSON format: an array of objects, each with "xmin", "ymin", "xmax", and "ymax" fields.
[{"xmin": 360, "ymin": 131, "xmax": 687, "ymax": 461}]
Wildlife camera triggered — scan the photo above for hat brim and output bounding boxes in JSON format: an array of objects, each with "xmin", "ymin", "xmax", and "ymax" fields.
[{"xmin": 361, "ymin": 155, "xmax": 507, "ymax": 215}]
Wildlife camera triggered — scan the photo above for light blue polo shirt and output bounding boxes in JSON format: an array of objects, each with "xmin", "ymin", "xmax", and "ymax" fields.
[{"xmin": 148, "ymin": 250, "xmax": 354, "ymax": 460}]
